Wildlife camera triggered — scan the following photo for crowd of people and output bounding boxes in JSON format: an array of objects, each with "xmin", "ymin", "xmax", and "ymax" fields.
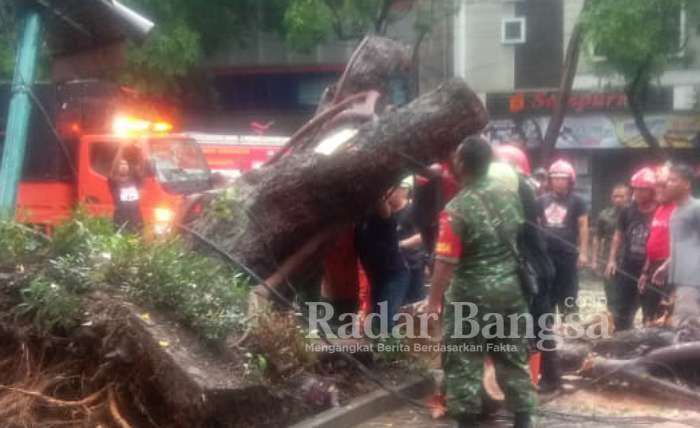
[{"xmin": 341, "ymin": 136, "xmax": 700, "ymax": 428}]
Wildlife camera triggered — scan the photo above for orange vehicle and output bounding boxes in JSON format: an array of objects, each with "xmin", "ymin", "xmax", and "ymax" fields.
[
  {"xmin": 183, "ymin": 132, "xmax": 287, "ymax": 177},
  {"xmin": 16, "ymin": 117, "xmax": 212, "ymax": 235},
  {"xmin": 2, "ymin": 81, "xmax": 212, "ymax": 234}
]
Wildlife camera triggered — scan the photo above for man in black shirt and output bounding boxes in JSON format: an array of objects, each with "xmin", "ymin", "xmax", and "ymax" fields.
[
  {"xmin": 109, "ymin": 144, "xmax": 144, "ymax": 233},
  {"xmin": 388, "ymin": 178, "xmax": 426, "ymax": 304},
  {"xmin": 537, "ymin": 160, "xmax": 589, "ymax": 316},
  {"xmin": 356, "ymin": 195, "xmax": 410, "ymax": 331},
  {"xmin": 606, "ymin": 167, "xmax": 658, "ymax": 331}
]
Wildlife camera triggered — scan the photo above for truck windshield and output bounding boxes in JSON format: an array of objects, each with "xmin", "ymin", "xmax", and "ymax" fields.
[{"xmin": 148, "ymin": 138, "xmax": 211, "ymax": 194}]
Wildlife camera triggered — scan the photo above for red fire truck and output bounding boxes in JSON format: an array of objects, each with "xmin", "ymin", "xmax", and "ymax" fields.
[
  {"xmin": 183, "ymin": 132, "xmax": 287, "ymax": 178},
  {"xmin": 1, "ymin": 81, "xmax": 213, "ymax": 234}
]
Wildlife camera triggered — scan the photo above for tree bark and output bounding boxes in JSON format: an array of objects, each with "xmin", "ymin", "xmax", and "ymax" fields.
[
  {"xmin": 540, "ymin": 0, "xmax": 588, "ymax": 166},
  {"xmin": 375, "ymin": 0, "xmax": 394, "ymax": 35},
  {"xmin": 626, "ymin": 61, "xmax": 662, "ymax": 154},
  {"xmin": 582, "ymin": 355, "xmax": 700, "ymax": 403},
  {"xmin": 189, "ymin": 79, "xmax": 488, "ymax": 279},
  {"xmin": 330, "ymin": 36, "xmax": 411, "ymax": 106}
]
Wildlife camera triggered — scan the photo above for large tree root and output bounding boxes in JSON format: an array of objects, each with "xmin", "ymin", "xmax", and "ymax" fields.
[
  {"xmin": 109, "ymin": 386, "xmax": 133, "ymax": 428},
  {"xmin": 0, "ymin": 385, "xmax": 106, "ymax": 407}
]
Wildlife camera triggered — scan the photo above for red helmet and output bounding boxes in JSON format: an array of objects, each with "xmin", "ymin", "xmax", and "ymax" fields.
[
  {"xmin": 549, "ymin": 159, "xmax": 576, "ymax": 183},
  {"xmin": 493, "ymin": 144, "xmax": 531, "ymax": 175},
  {"xmin": 655, "ymin": 164, "xmax": 670, "ymax": 183},
  {"xmin": 631, "ymin": 167, "xmax": 657, "ymax": 189}
]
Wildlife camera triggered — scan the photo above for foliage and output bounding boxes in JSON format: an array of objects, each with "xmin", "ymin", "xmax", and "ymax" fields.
[
  {"xmin": 0, "ymin": 221, "xmax": 44, "ymax": 268},
  {"xmin": 247, "ymin": 310, "xmax": 316, "ymax": 378},
  {"xmin": 581, "ymin": 0, "xmax": 700, "ymax": 148},
  {"xmin": 0, "ymin": 0, "xmax": 16, "ymax": 80},
  {"xmin": 279, "ymin": 0, "xmax": 458, "ymax": 52},
  {"xmin": 0, "ymin": 34, "xmax": 13, "ymax": 80},
  {"xmin": 118, "ymin": 0, "xmax": 258, "ymax": 94},
  {"xmin": 0, "ymin": 1, "xmax": 454, "ymax": 97},
  {"xmin": 281, "ymin": 0, "xmax": 335, "ymax": 52},
  {"xmin": 108, "ymin": 236, "xmax": 250, "ymax": 341},
  {"xmin": 243, "ymin": 351, "xmax": 269, "ymax": 382},
  {"xmin": 50, "ymin": 209, "xmax": 117, "ymax": 256},
  {"xmin": 210, "ymin": 186, "xmax": 247, "ymax": 223},
  {"xmin": 581, "ymin": 0, "xmax": 696, "ymax": 81},
  {"xmin": 16, "ymin": 276, "xmax": 83, "ymax": 332},
  {"xmin": 0, "ymin": 211, "xmax": 251, "ymax": 341}
]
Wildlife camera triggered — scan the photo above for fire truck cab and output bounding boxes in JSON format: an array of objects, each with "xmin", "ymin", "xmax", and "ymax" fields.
[
  {"xmin": 17, "ymin": 123, "xmax": 212, "ymax": 235},
  {"xmin": 2, "ymin": 81, "xmax": 212, "ymax": 234}
]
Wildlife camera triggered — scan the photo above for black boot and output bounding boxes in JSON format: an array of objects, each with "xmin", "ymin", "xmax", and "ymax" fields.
[
  {"xmin": 513, "ymin": 412, "xmax": 533, "ymax": 428},
  {"xmin": 539, "ymin": 347, "xmax": 562, "ymax": 393},
  {"xmin": 457, "ymin": 413, "xmax": 481, "ymax": 428}
]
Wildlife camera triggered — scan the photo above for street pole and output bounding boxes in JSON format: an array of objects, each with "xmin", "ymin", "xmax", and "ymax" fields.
[{"xmin": 0, "ymin": 12, "xmax": 41, "ymax": 218}]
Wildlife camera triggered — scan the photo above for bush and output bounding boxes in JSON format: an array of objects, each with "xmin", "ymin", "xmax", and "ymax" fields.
[
  {"xmin": 1, "ymin": 211, "xmax": 251, "ymax": 342},
  {"xmin": 108, "ymin": 236, "xmax": 250, "ymax": 342},
  {"xmin": 0, "ymin": 221, "xmax": 45, "ymax": 269},
  {"xmin": 16, "ymin": 276, "xmax": 83, "ymax": 332}
]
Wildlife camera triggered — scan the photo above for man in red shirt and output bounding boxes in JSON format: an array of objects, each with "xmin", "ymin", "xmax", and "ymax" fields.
[{"xmin": 638, "ymin": 166, "xmax": 676, "ymax": 324}]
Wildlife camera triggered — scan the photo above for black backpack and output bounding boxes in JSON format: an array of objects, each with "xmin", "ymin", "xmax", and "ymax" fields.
[{"xmin": 517, "ymin": 175, "xmax": 556, "ymax": 317}]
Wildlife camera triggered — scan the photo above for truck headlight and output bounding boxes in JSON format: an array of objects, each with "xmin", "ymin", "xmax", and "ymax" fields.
[
  {"xmin": 153, "ymin": 207, "xmax": 175, "ymax": 235},
  {"xmin": 154, "ymin": 207, "xmax": 175, "ymax": 223}
]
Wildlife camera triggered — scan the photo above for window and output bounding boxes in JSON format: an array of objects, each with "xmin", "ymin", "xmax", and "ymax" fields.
[
  {"xmin": 148, "ymin": 138, "xmax": 211, "ymax": 194},
  {"xmin": 667, "ymin": 4, "xmax": 687, "ymax": 56},
  {"xmin": 501, "ymin": 18, "xmax": 526, "ymax": 44},
  {"xmin": 89, "ymin": 142, "xmax": 119, "ymax": 177}
]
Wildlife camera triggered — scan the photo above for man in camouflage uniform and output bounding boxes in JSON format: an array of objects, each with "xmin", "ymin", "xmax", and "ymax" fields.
[
  {"xmin": 421, "ymin": 137, "xmax": 536, "ymax": 428},
  {"xmin": 591, "ymin": 184, "xmax": 630, "ymax": 316}
]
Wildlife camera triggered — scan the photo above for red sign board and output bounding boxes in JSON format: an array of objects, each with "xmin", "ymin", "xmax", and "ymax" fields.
[
  {"xmin": 486, "ymin": 89, "xmax": 672, "ymax": 117},
  {"xmin": 508, "ymin": 92, "xmax": 627, "ymax": 114}
]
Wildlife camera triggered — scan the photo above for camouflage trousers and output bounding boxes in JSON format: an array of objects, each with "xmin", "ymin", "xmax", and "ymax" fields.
[{"xmin": 442, "ymin": 296, "xmax": 537, "ymax": 417}]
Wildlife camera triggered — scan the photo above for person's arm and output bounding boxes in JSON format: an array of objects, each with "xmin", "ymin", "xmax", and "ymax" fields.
[
  {"xmin": 356, "ymin": 260, "xmax": 371, "ymax": 328},
  {"xmin": 419, "ymin": 210, "xmax": 462, "ymax": 314},
  {"xmin": 591, "ymin": 219, "xmax": 601, "ymax": 273},
  {"xmin": 109, "ymin": 144, "xmax": 126, "ymax": 178},
  {"xmin": 376, "ymin": 196, "xmax": 392, "ymax": 219},
  {"xmin": 606, "ymin": 230, "xmax": 622, "ymax": 279},
  {"xmin": 399, "ymin": 233, "xmax": 423, "ymax": 250},
  {"xmin": 578, "ymin": 214, "xmax": 589, "ymax": 267},
  {"xmin": 639, "ymin": 257, "xmax": 651, "ymax": 292},
  {"xmin": 425, "ymin": 260, "xmax": 455, "ymax": 312},
  {"xmin": 651, "ymin": 259, "xmax": 670, "ymax": 285}
]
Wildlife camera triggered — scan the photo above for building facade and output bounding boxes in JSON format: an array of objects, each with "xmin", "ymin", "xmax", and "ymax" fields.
[
  {"xmin": 201, "ymin": 1, "xmax": 430, "ymax": 135},
  {"xmin": 450, "ymin": 0, "xmax": 700, "ymax": 212}
]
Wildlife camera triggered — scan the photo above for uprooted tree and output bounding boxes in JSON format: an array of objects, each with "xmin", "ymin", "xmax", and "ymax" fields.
[
  {"xmin": 187, "ymin": 36, "xmax": 489, "ymax": 292},
  {"xmin": 0, "ymin": 35, "xmax": 490, "ymax": 426}
]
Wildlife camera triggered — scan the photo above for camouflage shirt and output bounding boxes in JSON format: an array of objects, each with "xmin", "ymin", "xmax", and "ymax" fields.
[
  {"xmin": 443, "ymin": 175, "xmax": 525, "ymax": 309},
  {"xmin": 596, "ymin": 206, "xmax": 621, "ymax": 263}
]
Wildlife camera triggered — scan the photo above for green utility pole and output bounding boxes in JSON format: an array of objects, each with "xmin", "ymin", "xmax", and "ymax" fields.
[{"xmin": 0, "ymin": 12, "xmax": 41, "ymax": 218}]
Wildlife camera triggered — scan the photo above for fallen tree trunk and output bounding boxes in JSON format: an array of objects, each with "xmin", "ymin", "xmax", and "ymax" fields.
[
  {"xmin": 591, "ymin": 327, "xmax": 675, "ymax": 358},
  {"xmin": 189, "ymin": 78, "xmax": 488, "ymax": 280},
  {"xmin": 582, "ymin": 354, "xmax": 700, "ymax": 404}
]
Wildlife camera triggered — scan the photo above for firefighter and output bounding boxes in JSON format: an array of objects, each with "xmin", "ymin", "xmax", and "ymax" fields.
[
  {"xmin": 537, "ymin": 160, "xmax": 589, "ymax": 316},
  {"xmin": 421, "ymin": 137, "xmax": 536, "ymax": 428},
  {"xmin": 606, "ymin": 167, "xmax": 658, "ymax": 331},
  {"xmin": 638, "ymin": 165, "xmax": 676, "ymax": 325},
  {"xmin": 493, "ymin": 144, "xmax": 531, "ymax": 176}
]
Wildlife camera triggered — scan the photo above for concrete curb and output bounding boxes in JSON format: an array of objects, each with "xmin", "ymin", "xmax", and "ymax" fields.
[{"xmin": 290, "ymin": 376, "xmax": 434, "ymax": 428}]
